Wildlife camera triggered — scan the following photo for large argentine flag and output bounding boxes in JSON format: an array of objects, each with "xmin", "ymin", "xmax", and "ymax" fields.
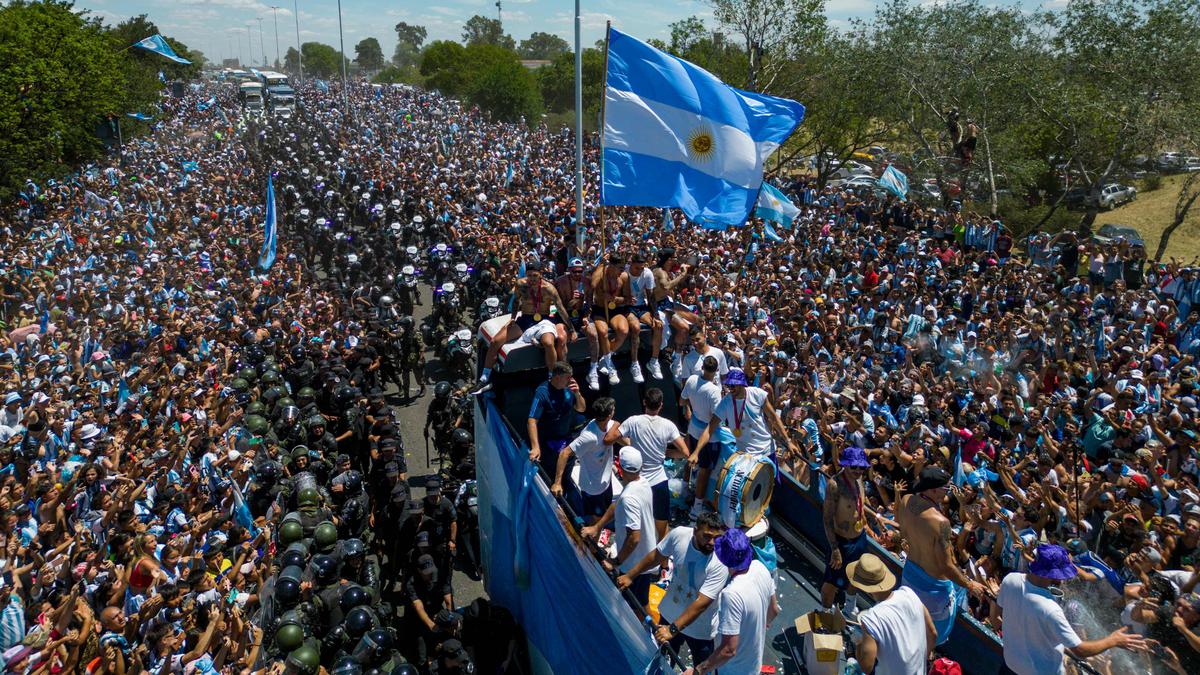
[
  {"xmin": 878, "ymin": 164, "xmax": 909, "ymax": 201},
  {"xmin": 755, "ymin": 182, "xmax": 800, "ymax": 227},
  {"xmin": 132, "ymin": 34, "xmax": 192, "ymax": 65},
  {"xmin": 258, "ymin": 175, "xmax": 277, "ymax": 271},
  {"xmin": 601, "ymin": 29, "xmax": 805, "ymax": 226}
]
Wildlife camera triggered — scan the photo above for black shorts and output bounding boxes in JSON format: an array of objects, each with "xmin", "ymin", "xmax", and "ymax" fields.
[
  {"xmin": 590, "ymin": 305, "xmax": 632, "ymax": 322},
  {"xmin": 515, "ymin": 313, "xmax": 556, "ymax": 331},
  {"xmin": 630, "ymin": 304, "xmax": 652, "ymax": 318},
  {"xmin": 656, "ymin": 298, "xmax": 676, "ymax": 313},
  {"xmin": 567, "ymin": 311, "xmax": 588, "ymax": 333},
  {"xmin": 581, "ymin": 484, "xmax": 613, "ymax": 519},
  {"xmin": 688, "ymin": 435, "xmax": 720, "ymax": 470},
  {"xmin": 649, "ymin": 480, "xmax": 670, "ymax": 521}
]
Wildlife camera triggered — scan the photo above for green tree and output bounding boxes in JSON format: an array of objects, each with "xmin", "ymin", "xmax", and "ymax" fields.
[
  {"xmin": 284, "ymin": 46, "xmax": 300, "ymax": 74},
  {"xmin": 393, "ymin": 21, "xmax": 427, "ymax": 67},
  {"xmin": 518, "ymin": 31, "xmax": 569, "ymax": 59},
  {"xmin": 354, "ymin": 37, "xmax": 384, "ymax": 71},
  {"xmin": 462, "ymin": 15, "xmax": 515, "ymax": 50},
  {"xmin": 420, "ymin": 40, "xmax": 469, "ymax": 95},
  {"xmin": 536, "ymin": 47, "xmax": 604, "ymax": 117},
  {"xmin": 301, "ymin": 42, "xmax": 347, "ymax": 79},
  {"xmin": 469, "ymin": 57, "xmax": 541, "ymax": 124},
  {"xmin": 373, "ymin": 65, "xmax": 422, "ymax": 86},
  {"xmin": 658, "ymin": 18, "xmax": 749, "ymax": 86},
  {"xmin": 0, "ymin": 0, "xmax": 129, "ymax": 197},
  {"xmin": 709, "ymin": 0, "xmax": 826, "ymax": 90}
]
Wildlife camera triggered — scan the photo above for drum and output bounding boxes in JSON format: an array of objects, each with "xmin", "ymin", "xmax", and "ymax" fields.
[{"xmin": 715, "ymin": 451, "xmax": 776, "ymax": 529}]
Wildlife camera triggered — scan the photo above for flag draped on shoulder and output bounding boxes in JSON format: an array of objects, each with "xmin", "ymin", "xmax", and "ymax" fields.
[
  {"xmin": 258, "ymin": 175, "xmax": 277, "ymax": 271},
  {"xmin": 600, "ymin": 28, "xmax": 805, "ymax": 227},
  {"xmin": 132, "ymin": 34, "xmax": 192, "ymax": 65},
  {"xmin": 878, "ymin": 165, "xmax": 909, "ymax": 201},
  {"xmin": 755, "ymin": 182, "xmax": 800, "ymax": 227}
]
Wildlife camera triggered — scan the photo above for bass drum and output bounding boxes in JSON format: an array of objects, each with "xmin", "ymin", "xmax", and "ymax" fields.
[{"xmin": 715, "ymin": 451, "xmax": 776, "ymax": 529}]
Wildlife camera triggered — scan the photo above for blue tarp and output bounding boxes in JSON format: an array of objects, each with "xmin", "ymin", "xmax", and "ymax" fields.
[{"xmin": 475, "ymin": 399, "xmax": 668, "ymax": 675}]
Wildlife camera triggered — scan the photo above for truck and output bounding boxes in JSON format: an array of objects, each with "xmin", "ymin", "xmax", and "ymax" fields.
[
  {"xmin": 256, "ymin": 71, "xmax": 296, "ymax": 117},
  {"xmin": 238, "ymin": 81, "xmax": 264, "ymax": 113}
]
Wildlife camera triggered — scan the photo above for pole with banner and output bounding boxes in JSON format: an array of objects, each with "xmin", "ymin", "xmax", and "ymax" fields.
[{"xmin": 573, "ymin": 0, "xmax": 584, "ymax": 256}]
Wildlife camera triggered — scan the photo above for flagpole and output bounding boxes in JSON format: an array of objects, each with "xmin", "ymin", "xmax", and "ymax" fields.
[
  {"xmin": 598, "ymin": 20, "xmax": 611, "ymax": 255},
  {"xmin": 572, "ymin": 0, "xmax": 584, "ymax": 256}
]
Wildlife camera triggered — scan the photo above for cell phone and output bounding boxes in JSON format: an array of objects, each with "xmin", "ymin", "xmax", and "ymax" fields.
[{"xmin": 3, "ymin": 571, "xmax": 13, "ymax": 587}]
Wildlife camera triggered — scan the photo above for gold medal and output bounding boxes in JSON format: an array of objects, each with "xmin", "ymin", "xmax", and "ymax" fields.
[
  {"xmin": 533, "ymin": 313, "xmax": 542, "ymax": 322},
  {"xmin": 733, "ymin": 428, "xmax": 743, "ymax": 438},
  {"xmin": 607, "ymin": 301, "xmax": 616, "ymax": 310}
]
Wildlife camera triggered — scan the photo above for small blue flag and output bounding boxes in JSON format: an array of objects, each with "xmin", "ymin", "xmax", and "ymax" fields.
[
  {"xmin": 38, "ymin": 309, "xmax": 49, "ymax": 334},
  {"xmin": 132, "ymin": 34, "xmax": 192, "ymax": 65},
  {"xmin": 755, "ymin": 181, "xmax": 800, "ymax": 227},
  {"xmin": 258, "ymin": 175, "xmax": 278, "ymax": 271},
  {"xmin": 878, "ymin": 165, "xmax": 909, "ymax": 201},
  {"xmin": 158, "ymin": 70, "xmax": 167, "ymax": 83},
  {"xmin": 662, "ymin": 207, "xmax": 673, "ymax": 232},
  {"xmin": 181, "ymin": 161, "xmax": 199, "ymax": 172},
  {"xmin": 314, "ymin": 79, "xmax": 330, "ymax": 93},
  {"xmin": 197, "ymin": 97, "xmax": 216, "ymax": 111},
  {"xmin": 126, "ymin": 112, "xmax": 153, "ymax": 121},
  {"xmin": 504, "ymin": 163, "xmax": 514, "ymax": 188},
  {"xmin": 763, "ymin": 221, "xmax": 785, "ymax": 243}
]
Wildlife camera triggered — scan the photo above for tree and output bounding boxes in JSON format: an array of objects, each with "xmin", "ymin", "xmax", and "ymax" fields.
[
  {"xmin": 393, "ymin": 21, "xmax": 427, "ymax": 68},
  {"xmin": 537, "ymin": 47, "xmax": 604, "ymax": 116},
  {"xmin": 0, "ymin": 0, "xmax": 130, "ymax": 197},
  {"xmin": 301, "ymin": 42, "xmax": 347, "ymax": 79},
  {"xmin": 518, "ymin": 31, "xmax": 569, "ymax": 60},
  {"xmin": 420, "ymin": 40, "xmax": 469, "ymax": 95},
  {"xmin": 284, "ymin": 46, "xmax": 300, "ymax": 74},
  {"xmin": 709, "ymin": 0, "xmax": 826, "ymax": 90},
  {"xmin": 354, "ymin": 37, "xmax": 384, "ymax": 71},
  {"xmin": 470, "ymin": 57, "xmax": 542, "ymax": 124},
  {"xmin": 462, "ymin": 15, "xmax": 515, "ymax": 50},
  {"xmin": 1154, "ymin": 173, "xmax": 1200, "ymax": 261},
  {"xmin": 658, "ymin": 18, "xmax": 748, "ymax": 86}
]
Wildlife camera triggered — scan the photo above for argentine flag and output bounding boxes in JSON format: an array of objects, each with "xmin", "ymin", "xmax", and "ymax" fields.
[
  {"xmin": 132, "ymin": 34, "xmax": 192, "ymax": 65},
  {"xmin": 258, "ymin": 175, "xmax": 277, "ymax": 271},
  {"xmin": 601, "ymin": 29, "xmax": 805, "ymax": 226},
  {"xmin": 878, "ymin": 164, "xmax": 909, "ymax": 201},
  {"xmin": 755, "ymin": 182, "xmax": 800, "ymax": 227}
]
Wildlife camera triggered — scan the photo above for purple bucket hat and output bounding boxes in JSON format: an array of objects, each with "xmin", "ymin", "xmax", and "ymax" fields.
[
  {"xmin": 714, "ymin": 529, "xmax": 753, "ymax": 572},
  {"xmin": 840, "ymin": 446, "xmax": 870, "ymax": 468},
  {"xmin": 1029, "ymin": 543, "xmax": 1078, "ymax": 581},
  {"xmin": 723, "ymin": 368, "xmax": 749, "ymax": 387}
]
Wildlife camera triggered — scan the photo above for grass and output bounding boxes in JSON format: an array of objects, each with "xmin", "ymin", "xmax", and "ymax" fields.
[{"xmin": 1101, "ymin": 174, "xmax": 1200, "ymax": 259}]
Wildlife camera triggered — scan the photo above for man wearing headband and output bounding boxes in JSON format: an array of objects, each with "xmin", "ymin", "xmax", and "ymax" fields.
[
  {"xmin": 896, "ymin": 466, "xmax": 986, "ymax": 645},
  {"xmin": 685, "ymin": 530, "xmax": 778, "ymax": 675},
  {"xmin": 694, "ymin": 368, "xmax": 800, "ymax": 460},
  {"xmin": 553, "ymin": 257, "xmax": 601, "ymax": 390},
  {"xmin": 997, "ymin": 544, "xmax": 1148, "ymax": 674}
]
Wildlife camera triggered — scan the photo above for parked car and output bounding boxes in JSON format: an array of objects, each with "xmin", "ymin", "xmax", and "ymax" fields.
[
  {"xmin": 1063, "ymin": 187, "xmax": 1090, "ymax": 209},
  {"xmin": 1156, "ymin": 152, "xmax": 1184, "ymax": 173},
  {"xmin": 843, "ymin": 175, "xmax": 878, "ymax": 190},
  {"xmin": 1094, "ymin": 223, "xmax": 1145, "ymax": 248},
  {"xmin": 1184, "ymin": 162, "xmax": 1200, "ymax": 173},
  {"xmin": 1098, "ymin": 183, "xmax": 1136, "ymax": 209}
]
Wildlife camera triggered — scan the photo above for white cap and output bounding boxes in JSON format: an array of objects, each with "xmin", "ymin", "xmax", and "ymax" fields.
[
  {"xmin": 619, "ymin": 447, "xmax": 643, "ymax": 472},
  {"xmin": 1130, "ymin": 369, "xmax": 1144, "ymax": 380}
]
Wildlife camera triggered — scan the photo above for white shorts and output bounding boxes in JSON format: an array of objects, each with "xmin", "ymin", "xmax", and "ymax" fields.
[{"xmin": 519, "ymin": 320, "xmax": 557, "ymax": 345}]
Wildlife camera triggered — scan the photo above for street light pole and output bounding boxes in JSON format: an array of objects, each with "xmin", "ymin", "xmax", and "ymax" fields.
[
  {"xmin": 293, "ymin": 0, "xmax": 303, "ymax": 83},
  {"xmin": 257, "ymin": 17, "xmax": 267, "ymax": 68},
  {"xmin": 573, "ymin": 0, "xmax": 584, "ymax": 254},
  {"xmin": 269, "ymin": 6, "xmax": 281, "ymax": 68},
  {"xmin": 336, "ymin": 0, "xmax": 348, "ymax": 110}
]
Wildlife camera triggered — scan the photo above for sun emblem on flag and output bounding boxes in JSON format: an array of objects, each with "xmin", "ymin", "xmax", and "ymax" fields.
[{"xmin": 688, "ymin": 126, "xmax": 715, "ymax": 162}]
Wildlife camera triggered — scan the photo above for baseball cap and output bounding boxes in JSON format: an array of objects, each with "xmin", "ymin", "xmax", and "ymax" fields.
[{"xmin": 619, "ymin": 447, "xmax": 643, "ymax": 472}]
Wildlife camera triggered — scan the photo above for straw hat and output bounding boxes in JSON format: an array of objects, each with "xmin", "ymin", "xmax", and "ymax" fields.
[{"xmin": 846, "ymin": 554, "xmax": 896, "ymax": 594}]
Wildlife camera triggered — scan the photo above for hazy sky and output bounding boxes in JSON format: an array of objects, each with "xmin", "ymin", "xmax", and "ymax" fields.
[{"xmin": 81, "ymin": 0, "xmax": 1052, "ymax": 67}]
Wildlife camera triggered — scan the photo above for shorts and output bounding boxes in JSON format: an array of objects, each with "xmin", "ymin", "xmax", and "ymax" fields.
[
  {"xmin": 517, "ymin": 318, "xmax": 557, "ymax": 345},
  {"xmin": 581, "ymin": 484, "xmax": 613, "ymax": 519},
  {"xmin": 656, "ymin": 298, "xmax": 676, "ymax": 313},
  {"xmin": 687, "ymin": 434, "xmax": 720, "ymax": 470},
  {"xmin": 649, "ymin": 480, "xmax": 671, "ymax": 521},
  {"xmin": 630, "ymin": 304, "xmax": 652, "ymax": 319},
  {"xmin": 822, "ymin": 530, "xmax": 870, "ymax": 590},
  {"xmin": 591, "ymin": 305, "xmax": 632, "ymax": 322},
  {"xmin": 567, "ymin": 311, "xmax": 588, "ymax": 333}
]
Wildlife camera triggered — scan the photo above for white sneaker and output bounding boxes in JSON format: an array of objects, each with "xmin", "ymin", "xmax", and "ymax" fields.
[
  {"xmin": 630, "ymin": 360, "xmax": 645, "ymax": 383},
  {"xmin": 587, "ymin": 364, "xmax": 600, "ymax": 391},
  {"xmin": 646, "ymin": 358, "xmax": 663, "ymax": 380},
  {"xmin": 607, "ymin": 364, "xmax": 620, "ymax": 385}
]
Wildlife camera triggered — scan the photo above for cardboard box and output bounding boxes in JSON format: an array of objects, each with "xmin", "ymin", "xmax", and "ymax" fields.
[{"xmin": 794, "ymin": 610, "xmax": 846, "ymax": 675}]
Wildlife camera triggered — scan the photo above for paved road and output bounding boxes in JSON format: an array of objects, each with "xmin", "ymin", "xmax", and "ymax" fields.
[{"xmin": 383, "ymin": 282, "xmax": 487, "ymax": 608}]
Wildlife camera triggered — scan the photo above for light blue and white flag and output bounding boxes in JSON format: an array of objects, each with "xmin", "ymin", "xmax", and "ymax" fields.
[
  {"xmin": 877, "ymin": 164, "xmax": 909, "ymax": 201},
  {"xmin": 258, "ymin": 174, "xmax": 277, "ymax": 271},
  {"xmin": 197, "ymin": 97, "xmax": 216, "ymax": 111},
  {"xmin": 754, "ymin": 181, "xmax": 800, "ymax": 227},
  {"xmin": 600, "ymin": 28, "xmax": 805, "ymax": 226},
  {"xmin": 504, "ymin": 162, "xmax": 514, "ymax": 188},
  {"xmin": 763, "ymin": 222, "xmax": 785, "ymax": 243},
  {"xmin": 314, "ymin": 79, "xmax": 330, "ymax": 93},
  {"xmin": 126, "ymin": 112, "xmax": 153, "ymax": 121},
  {"xmin": 132, "ymin": 34, "xmax": 192, "ymax": 65}
]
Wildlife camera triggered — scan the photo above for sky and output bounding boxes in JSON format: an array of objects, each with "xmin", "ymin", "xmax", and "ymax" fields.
[{"xmin": 79, "ymin": 0, "xmax": 1053, "ymax": 67}]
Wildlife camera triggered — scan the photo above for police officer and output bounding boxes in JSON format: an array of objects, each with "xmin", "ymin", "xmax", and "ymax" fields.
[
  {"xmin": 332, "ymin": 469, "xmax": 370, "ymax": 539},
  {"xmin": 397, "ymin": 316, "xmax": 426, "ymax": 400},
  {"xmin": 419, "ymin": 477, "xmax": 458, "ymax": 582}
]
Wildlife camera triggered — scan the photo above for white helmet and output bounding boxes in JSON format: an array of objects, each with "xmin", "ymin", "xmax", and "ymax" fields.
[
  {"xmin": 455, "ymin": 263, "xmax": 468, "ymax": 273},
  {"xmin": 401, "ymin": 265, "xmax": 415, "ymax": 275},
  {"xmin": 485, "ymin": 297, "xmax": 500, "ymax": 308},
  {"xmin": 441, "ymin": 282, "xmax": 456, "ymax": 293}
]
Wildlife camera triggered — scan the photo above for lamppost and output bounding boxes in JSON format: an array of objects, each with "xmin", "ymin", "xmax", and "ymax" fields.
[
  {"xmin": 246, "ymin": 24, "xmax": 257, "ymax": 66},
  {"xmin": 269, "ymin": 6, "xmax": 282, "ymax": 67},
  {"xmin": 257, "ymin": 17, "xmax": 267, "ymax": 68},
  {"xmin": 336, "ymin": 0, "xmax": 348, "ymax": 110},
  {"xmin": 293, "ymin": 0, "xmax": 303, "ymax": 82},
  {"xmin": 573, "ymin": 0, "xmax": 583, "ymax": 253}
]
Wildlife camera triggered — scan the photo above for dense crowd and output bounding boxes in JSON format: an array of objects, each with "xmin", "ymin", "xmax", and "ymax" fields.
[{"xmin": 2, "ymin": 64, "xmax": 1198, "ymax": 675}]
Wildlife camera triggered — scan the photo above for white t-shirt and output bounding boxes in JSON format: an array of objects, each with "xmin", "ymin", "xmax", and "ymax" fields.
[
  {"xmin": 997, "ymin": 573, "xmax": 1082, "ymax": 675},
  {"xmin": 567, "ymin": 419, "xmax": 615, "ymax": 496},
  {"xmin": 716, "ymin": 560, "xmax": 775, "ymax": 675},
  {"xmin": 621, "ymin": 414, "xmax": 681, "ymax": 486},
  {"xmin": 681, "ymin": 374, "xmax": 723, "ymax": 440},
  {"xmin": 681, "ymin": 346, "xmax": 729, "ymax": 384},
  {"xmin": 713, "ymin": 387, "xmax": 773, "ymax": 455},
  {"xmin": 615, "ymin": 479, "xmax": 659, "ymax": 575},
  {"xmin": 656, "ymin": 527, "xmax": 729, "ymax": 640},
  {"xmin": 628, "ymin": 267, "xmax": 656, "ymax": 306},
  {"xmin": 857, "ymin": 586, "xmax": 928, "ymax": 675}
]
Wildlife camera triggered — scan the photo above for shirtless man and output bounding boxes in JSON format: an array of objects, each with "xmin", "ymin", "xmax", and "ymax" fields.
[
  {"xmin": 475, "ymin": 260, "xmax": 575, "ymax": 393},
  {"xmin": 821, "ymin": 446, "xmax": 872, "ymax": 620},
  {"xmin": 626, "ymin": 251, "xmax": 660, "ymax": 383},
  {"xmin": 896, "ymin": 466, "xmax": 987, "ymax": 645},
  {"xmin": 651, "ymin": 247, "xmax": 701, "ymax": 357},
  {"xmin": 554, "ymin": 257, "xmax": 601, "ymax": 390},
  {"xmin": 590, "ymin": 252, "xmax": 633, "ymax": 386}
]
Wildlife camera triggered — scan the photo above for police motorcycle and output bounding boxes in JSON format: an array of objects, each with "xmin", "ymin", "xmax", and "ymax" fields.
[
  {"xmin": 476, "ymin": 296, "xmax": 503, "ymax": 324},
  {"xmin": 437, "ymin": 328, "xmax": 474, "ymax": 383},
  {"xmin": 422, "ymin": 282, "xmax": 461, "ymax": 346}
]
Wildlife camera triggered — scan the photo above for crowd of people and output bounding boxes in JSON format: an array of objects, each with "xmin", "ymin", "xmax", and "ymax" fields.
[{"xmin": 2, "ymin": 60, "xmax": 1197, "ymax": 675}]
